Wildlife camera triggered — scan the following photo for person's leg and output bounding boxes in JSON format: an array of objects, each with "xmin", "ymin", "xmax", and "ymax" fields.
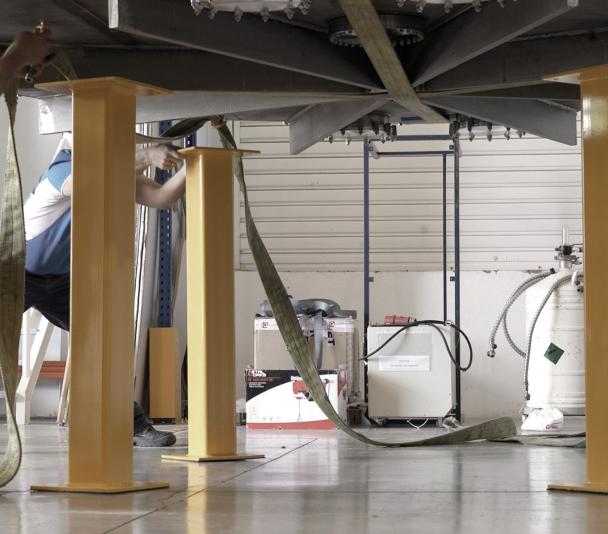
[
  {"xmin": 24, "ymin": 271, "xmax": 46, "ymax": 313},
  {"xmin": 29, "ymin": 273, "xmax": 175, "ymax": 446},
  {"xmin": 36, "ymin": 273, "xmax": 70, "ymax": 330},
  {"xmin": 133, "ymin": 403, "xmax": 177, "ymax": 447},
  {"xmin": 133, "ymin": 401, "xmax": 149, "ymax": 434}
]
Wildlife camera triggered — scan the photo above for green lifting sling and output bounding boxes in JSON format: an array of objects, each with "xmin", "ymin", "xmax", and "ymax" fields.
[{"xmin": 0, "ymin": 81, "xmax": 25, "ymax": 487}]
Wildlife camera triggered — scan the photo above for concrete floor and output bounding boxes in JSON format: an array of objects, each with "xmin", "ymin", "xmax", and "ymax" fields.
[{"xmin": 0, "ymin": 420, "xmax": 606, "ymax": 534}]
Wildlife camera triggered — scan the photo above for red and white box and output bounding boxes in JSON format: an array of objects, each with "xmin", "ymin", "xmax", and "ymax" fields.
[{"xmin": 245, "ymin": 368, "xmax": 347, "ymax": 430}]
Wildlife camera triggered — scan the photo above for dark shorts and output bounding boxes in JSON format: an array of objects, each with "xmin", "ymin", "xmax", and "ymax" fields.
[
  {"xmin": 24, "ymin": 271, "xmax": 148, "ymax": 432},
  {"xmin": 24, "ymin": 271, "xmax": 70, "ymax": 331}
]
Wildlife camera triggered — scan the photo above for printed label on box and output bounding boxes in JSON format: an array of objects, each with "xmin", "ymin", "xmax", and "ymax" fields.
[{"xmin": 378, "ymin": 355, "xmax": 431, "ymax": 372}]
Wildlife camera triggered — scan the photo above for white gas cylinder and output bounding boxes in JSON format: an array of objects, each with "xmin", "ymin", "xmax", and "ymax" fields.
[{"xmin": 524, "ymin": 269, "xmax": 584, "ymax": 414}]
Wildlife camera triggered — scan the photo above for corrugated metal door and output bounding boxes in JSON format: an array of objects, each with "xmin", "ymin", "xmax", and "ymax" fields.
[{"xmin": 235, "ymin": 121, "xmax": 582, "ymax": 272}]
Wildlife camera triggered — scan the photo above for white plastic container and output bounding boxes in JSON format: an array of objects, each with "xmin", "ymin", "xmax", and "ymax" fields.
[{"xmin": 525, "ymin": 270, "xmax": 584, "ymax": 414}]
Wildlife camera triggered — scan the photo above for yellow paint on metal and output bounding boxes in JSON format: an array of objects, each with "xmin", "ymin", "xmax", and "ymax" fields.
[
  {"xmin": 149, "ymin": 327, "xmax": 182, "ymax": 421},
  {"xmin": 545, "ymin": 65, "xmax": 608, "ymax": 495},
  {"xmin": 162, "ymin": 147, "xmax": 263, "ymax": 463},
  {"xmin": 33, "ymin": 77, "xmax": 169, "ymax": 493},
  {"xmin": 30, "ymin": 482, "xmax": 169, "ymax": 494}
]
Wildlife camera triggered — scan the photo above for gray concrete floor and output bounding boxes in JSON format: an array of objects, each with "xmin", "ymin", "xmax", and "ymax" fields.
[{"xmin": 0, "ymin": 419, "xmax": 606, "ymax": 534}]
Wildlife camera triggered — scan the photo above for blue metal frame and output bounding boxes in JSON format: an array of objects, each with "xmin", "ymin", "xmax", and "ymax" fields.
[
  {"xmin": 363, "ymin": 138, "xmax": 462, "ymax": 420},
  {"xmin": 453, "ymin": 139, "xmax": 461, "ymax": 420},
  {"xmin": 156, "ymin": 123, "xmax": 197, "ymax": 328},
  {"xmin": 443, "ymin": 153, "xmax": 448, "ymax": 324},
  {"xmin": 376, "ymin": 150, "xmax": 454, "ymax": 157},
  {"xmin": 395, "ymin": 135, "xmax": 453, "ymax": 141},
  {"xmin": 363, "ymin": 142, "xmax": 370, "ymax": 402},
  {"xmin": 157, "ymin": 120, "xmax": 173, "ymax": 328}
]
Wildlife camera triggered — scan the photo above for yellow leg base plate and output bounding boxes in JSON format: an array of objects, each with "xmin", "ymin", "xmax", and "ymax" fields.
[
  {"xmin": 548, "ymin": 483, "xmax": 608, "ymax": 495},
  {"xmin": 30, "ymin": 482, "xmax": 169, "ymax": 494},
  {"xmin": 161, "ymin": 453, "xmax": 265, "ymax": 463}
]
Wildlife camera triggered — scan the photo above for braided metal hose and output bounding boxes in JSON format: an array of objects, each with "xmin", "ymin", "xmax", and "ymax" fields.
[{"xmin": 488, "ymin": 271, "xmax": 554, "ymax": 358}]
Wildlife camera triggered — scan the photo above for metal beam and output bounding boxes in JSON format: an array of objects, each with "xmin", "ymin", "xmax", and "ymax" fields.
[
  {"xmin": 38, "ymin": 92, "xmax": 382, "ymax": 134},
  {"xmin": 22, "ymin": 46, "xmax": 368, "ymax": 95},
  {"xmin": 109, "ymin": 0, "xmax": 381, "ymax": 91},
  {"xmin": 410, "ymin": 0, "xmax": 578, "ymax": 87},
  {"xmin": 52, "ymin": 0, "xmax": 139, "ymax": 45},
  {"xmin": 422, "ymin": 31, "xmax": 608, "ymax": 93},
  {"xmin": 426, "ymin": 96, "xmax": 577, "ymax": 145},
  {"xmin": 337, "ymin": 0, "xmax": 446, "ymax": 123},
  {"xmin": 289, "ymin": 98, "xmax": 388, "ymax": 154},
  {"xmin": 420, "ymin": 82, "xmax": 580, "ymax": 101}
]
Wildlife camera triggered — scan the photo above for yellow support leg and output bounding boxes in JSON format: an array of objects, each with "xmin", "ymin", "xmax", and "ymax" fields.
[
  {"xmin": 149, "ymin": 327, "xmax": 182, "ymax": 421},
  {"xmin": 162, "ymin": 147, "xmax": 264, "ymax": 463},
  {"xmin": 32, "ymin": 77, "xmax": 170, "ymax": 494},
  {"xmin": 545, "ymin": 65, "xmax": 608, "ymax": 495}
]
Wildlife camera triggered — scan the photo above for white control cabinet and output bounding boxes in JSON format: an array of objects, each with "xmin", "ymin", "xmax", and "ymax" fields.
[{"xmin": 367, "ymin": 325, "xmax": 455, "ymax": 419}]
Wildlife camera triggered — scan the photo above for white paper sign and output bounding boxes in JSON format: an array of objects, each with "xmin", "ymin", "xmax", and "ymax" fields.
[{"xmin": 378, "ymin": 355, "xmax": 431, "ymax": 372}]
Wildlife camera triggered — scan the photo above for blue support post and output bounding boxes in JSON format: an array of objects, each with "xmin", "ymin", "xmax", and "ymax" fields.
[
  {"xmin": 157, "ymin": 120, "xmax": 173, "ymax": 327},
  {"xmin": 156, "ymin": 123, "xmax": 198, "ymax": 327},
  {"xmin": 453, "ymin": 139, "xmax": 462, "ymax": 421},
  {"xmin": 363, "ymin": 142, "xmax": 370, "ymax": 402}
]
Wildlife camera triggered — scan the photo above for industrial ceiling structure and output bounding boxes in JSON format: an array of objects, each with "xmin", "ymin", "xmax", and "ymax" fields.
[{"xmin": 2, "ymin": 0, "xmax": 607, "ymax": 152}]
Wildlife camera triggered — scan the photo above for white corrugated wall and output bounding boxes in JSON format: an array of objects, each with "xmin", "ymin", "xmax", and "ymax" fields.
[{"xmin": 235, "ymin": 120, "xmax": 582, "ymax": 272}]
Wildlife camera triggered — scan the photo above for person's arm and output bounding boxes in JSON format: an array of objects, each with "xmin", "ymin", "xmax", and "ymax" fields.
[
  {"xmin": 61, "ymin": 144, "xmax": 186, "ymax": 206},
  {"xmin": 0, "ymin": 32, "xmax": 50, "ymax": 96},
  {"xmin": 135, "ymin": 144, "xmax": 183, "ymax": 174},
  {"xmin": 135, "ymin": 165, "xmax": 186, "ymax": 209}
]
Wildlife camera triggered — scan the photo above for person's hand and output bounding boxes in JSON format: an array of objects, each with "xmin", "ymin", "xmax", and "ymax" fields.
[
  {"xmin": 146, "ymin": 144, "xmax": 184, "ymax": 171},
  {"xmin": 2, "ymin": 32, "xmax": 50, "ymax": 73}
]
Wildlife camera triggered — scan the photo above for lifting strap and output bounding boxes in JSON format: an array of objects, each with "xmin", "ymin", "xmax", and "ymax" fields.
[
  {"xmin": 0, "ymin": 80, "xmax": 25, "ymax": 487},
  {"xmin": 0, "ymin": 51, "xmax": 79, "ymax": 489}
]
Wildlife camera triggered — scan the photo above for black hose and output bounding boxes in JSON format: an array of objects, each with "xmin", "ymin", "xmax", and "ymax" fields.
[{"xmin": 362, "ymin": 320, "xmax": 474, "ymax": 372}]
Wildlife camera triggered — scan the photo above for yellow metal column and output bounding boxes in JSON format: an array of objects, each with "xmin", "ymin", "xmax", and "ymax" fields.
[
  {"xmin": 545, "ymin": 65, "xmax": 608, "ymax": 495},
  {"xmin": 162, "ymin": 147, "xmax": 264, "ymax": 463},
  {"xmin": 149, "ymin": 327, "xmax": 181, "ymax": 421},
  {"xmin": 32, "ymin": 77, "xmax": 170, "ymax": 493}
]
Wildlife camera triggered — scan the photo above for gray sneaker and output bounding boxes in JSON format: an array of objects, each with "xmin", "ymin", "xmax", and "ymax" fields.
[{"xmin": 133, "ymin": 424, "xmax": 176, "ymax": 447}]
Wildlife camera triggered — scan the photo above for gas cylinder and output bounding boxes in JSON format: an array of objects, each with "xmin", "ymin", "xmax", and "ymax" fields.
[{"xmin": 524, "ymin": 241, "xmax": 584, "ymax": 414}]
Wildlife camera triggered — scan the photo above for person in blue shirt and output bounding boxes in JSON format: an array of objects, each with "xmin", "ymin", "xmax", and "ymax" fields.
[{"xmin": 24, "ymin": 133, "xmax": 187, "ymax": 447}]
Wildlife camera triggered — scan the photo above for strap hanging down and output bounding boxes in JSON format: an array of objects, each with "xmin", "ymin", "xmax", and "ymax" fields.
[
  {"xmin": 0, "ymin": 81, "xmax": 26, "ymax": 487},
  {"xmin": 212, "ymin": 117, "xmax": 516, "ymax": 447},
  {"xmin": 0, "ymin": 50, "xmax": 77, "ymax": 489}
]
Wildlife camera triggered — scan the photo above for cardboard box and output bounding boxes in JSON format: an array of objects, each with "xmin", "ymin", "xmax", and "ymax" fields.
[
  {"xmin": 253, "ymin": 316, "xmax": 359, "ymax": 398},
  {"xmin": 246, "ymin": 368, "xmax": 347, "ymax": 430}
]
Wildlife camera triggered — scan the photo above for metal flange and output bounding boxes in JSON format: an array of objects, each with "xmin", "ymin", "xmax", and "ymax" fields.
[{"xmin": 329, "ymin": 13, "xmax": 425, "ymax": 47}]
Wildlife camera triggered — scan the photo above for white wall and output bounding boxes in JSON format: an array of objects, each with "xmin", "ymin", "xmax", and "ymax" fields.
[
  {"xmin": 235, "ymin": 270, "xmax": 532, "ymax": 420},
  {"xmin": 0, "ymin": 96, "xmax": 62, "ymax": 197},
  {"xmin": 236, "ymin": 121, "xmax": 582, "ymax": 271}
]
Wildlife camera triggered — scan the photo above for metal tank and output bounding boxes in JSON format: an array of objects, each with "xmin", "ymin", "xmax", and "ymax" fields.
[{"xmin": 524, "ymin": 230, "xmax": 584, "ymax": 415}]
